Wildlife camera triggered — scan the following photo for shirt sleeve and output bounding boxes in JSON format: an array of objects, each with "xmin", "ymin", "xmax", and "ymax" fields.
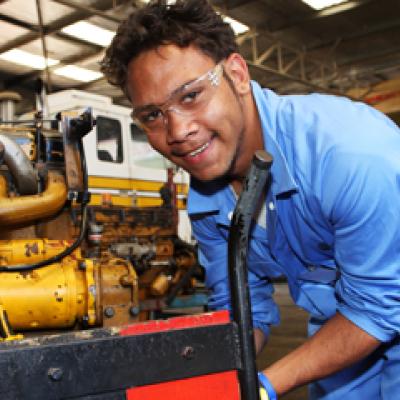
[
  {"xmin": 321, "ymin": 150, "xmax": 400, "ymax": 342},
  {"xmin": 191, "ymin": 212, "xmax": 280, "ymax": 338}
]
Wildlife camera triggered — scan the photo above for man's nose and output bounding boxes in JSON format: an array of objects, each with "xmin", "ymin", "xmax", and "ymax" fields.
[{"xmin": 165, "ymin": 109, "xmax": 195, "ymax": 143}]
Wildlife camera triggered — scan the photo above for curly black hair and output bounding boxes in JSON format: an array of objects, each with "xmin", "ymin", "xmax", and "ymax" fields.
[{"xmin": 100, "ymin": 0, "xmax": 238, "ymax": 95}]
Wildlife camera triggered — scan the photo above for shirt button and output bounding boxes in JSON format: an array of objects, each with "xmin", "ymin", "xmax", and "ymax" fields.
[
  {"xmin": 228, "ymin": 211, "xmax": 233, "ymax": 220},
  {"xmin": 318, "ymin": 242, "xmax": 331, "ymax": 251},
  {"xmin": 268, "ymin": 202, "xmax": 275, "ymax": 211}
]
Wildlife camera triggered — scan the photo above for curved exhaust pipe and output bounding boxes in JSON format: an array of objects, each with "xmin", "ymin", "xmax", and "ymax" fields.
[
  {"xmin": 0, "ymin": 134, "xmax": 38, "ymax": 195},
  {"xmin": 0, "ymin": 171, "xmax": 67, "ymax": 226}
]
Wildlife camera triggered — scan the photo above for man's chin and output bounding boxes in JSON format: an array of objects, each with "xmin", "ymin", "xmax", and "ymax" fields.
[{"xmin": 189, "ymin": 167, "xmax": 230, "ymax": 182}]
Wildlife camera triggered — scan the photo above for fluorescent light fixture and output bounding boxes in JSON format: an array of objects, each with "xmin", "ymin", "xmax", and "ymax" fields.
[
  {"xmin": 62, "ymin": 21, "xmax": 115, "ymax": 47},
  {"xmin": 223, "ymin": 15, "xmax": 249, "ymax": 35},
  {"xmin": 53, "ymin": 65, "xmax": 103, "ymax": 82},
  {"xmin": 301, "ymin": 0, "xmax": 348, "ymax": 10},
  {"xmin": 0, "ymin": 49, "xmax": 59, "ymax": 69}
]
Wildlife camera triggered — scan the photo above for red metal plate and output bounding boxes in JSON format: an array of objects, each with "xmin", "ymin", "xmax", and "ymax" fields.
[{"xmin": 121, "ymin": 311, "xmax": 240, "ymax": 400}]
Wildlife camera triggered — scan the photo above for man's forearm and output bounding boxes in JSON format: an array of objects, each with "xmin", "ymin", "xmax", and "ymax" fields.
[
  {"xmin": 262, "ymin": 313, "xmax": 381, "ymax": 395},
  {"xmin": 254, "ymin": 328, "xmax": 267, "ymax": 354}
]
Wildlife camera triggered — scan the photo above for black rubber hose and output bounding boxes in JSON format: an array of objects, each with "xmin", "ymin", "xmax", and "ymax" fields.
[{"xmin": 228, "ymin": 150, "xmax": 273, "ymax": 400}]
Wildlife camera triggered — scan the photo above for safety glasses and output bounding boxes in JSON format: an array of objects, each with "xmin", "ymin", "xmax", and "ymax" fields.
[{"xmin": 131, "ymin": 63, "xmax": 223, "ymax": 133}]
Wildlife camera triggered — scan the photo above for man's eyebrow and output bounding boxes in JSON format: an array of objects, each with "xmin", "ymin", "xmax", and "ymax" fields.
[{"xmin": 133, "ymin": 76, "xmax": 199, "ymax": 112}]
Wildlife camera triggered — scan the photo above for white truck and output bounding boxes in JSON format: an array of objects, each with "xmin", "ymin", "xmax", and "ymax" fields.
[{"xmin": 45, "ymin": 89, "xmax": 192, "ymax": 243}]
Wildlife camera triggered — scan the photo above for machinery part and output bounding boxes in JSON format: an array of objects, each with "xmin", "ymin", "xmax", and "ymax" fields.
[
  {"xmin": 0, "ymin": 238, "xmax": 74, "ymax": 265},
  {"xmin": 0, "ymin": 240, "xmax": 138, "ymax": 331},
  {"xmin": 110, "ymin": 239, "xmax": 174, "ymax": 276},
  {"xmin": 166, "ymin": 167, "xmax": 178, "ymax": 233},
  {"xmin": 0, "ymin": 253, "xmax": 96, "ymax": 330},
  {"xmin": 150, "ymin": 272, "xmax": 170, "ymax": 296},
  {"xmin": 85, "ymin": 205, "xmax": 175, "ymax": 249},
  {"xmin": 0, "ymin": 134, "xmax": 38, "ymax": 195},
  {"xmin": 0, "ymin": 91, "xmax": 21, "ymax": 123},
  {"xmin": 0, "ymin": 304, "xmax": 23, "ymax": 341},
  {"xmin": 96, "ymin": 255, "xmax": 139, "ymax": 328},
  {"xmin": 87, "ymin": 222, "xmax": 103, "ymax": 246},
  {"xmin": 165, "ymin": 260, "xmax": 200, "ymax": 306},
  {"xmin": 228, "ymin": 150, "xmax": 273, "ymax": 400},
  {"xmin": 0, "ymin": 171, "xmax": 66, "ymax": 226},
  {"xmin": 61, "ymin": 108, "xmax": 94, "ymax": 194},
  {"xmin": 110, "ymin": 241, "xmax": 157, "ymax": 259},
  {"xmin": 0, "ymin": 110, "xmax": 92, "ymax": 272}
]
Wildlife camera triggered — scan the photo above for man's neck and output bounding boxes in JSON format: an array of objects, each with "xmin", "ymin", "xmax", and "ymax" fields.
[
  {"xmin": 231, "ymin": 178, "xmax": 244, "ymax": 195},
  {"xmin": 232, "ymin": 92, "xmax": 264, "ymax": 195}
]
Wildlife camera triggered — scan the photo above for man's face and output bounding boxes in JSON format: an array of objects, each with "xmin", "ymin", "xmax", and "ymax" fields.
[{"xmin": 126, "ymin": 45, "xmax": 254, "ymax": 182}]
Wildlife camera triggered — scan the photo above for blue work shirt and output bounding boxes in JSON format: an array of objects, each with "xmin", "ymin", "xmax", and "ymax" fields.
[{"xmin": 188, "ymin": 81, "xmax": 400, "ymax": 344}]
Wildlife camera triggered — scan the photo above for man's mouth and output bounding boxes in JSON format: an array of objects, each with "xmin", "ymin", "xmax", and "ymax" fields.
[{"xmin": 188, "ymin": 141, "xmax": 210, "ymax": 157}]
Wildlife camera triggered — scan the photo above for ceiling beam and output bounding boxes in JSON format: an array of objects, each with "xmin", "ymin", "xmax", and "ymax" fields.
[
  {"xmin": 306, "ymin": 16, "xmax": 400, "ymax": 52},
  {"xmin": 0, "ymin": 12, "xmax": 103, "ymax": 47},
  {"xmin": 51, "ymin": 0, "xmax": 124, "ymax": 23},
  {"xmin": 0, "ymin": 0, "xmax": 119, "ymax": 54},
  {"xmin": 339, "ymin": 46, "xmax": 400, "ymax": 68},
  {"xmin": 268, "ymin": 0, "xmax": 377, "ymax": 33},
  {"xmin": 0, "ymin": 12, "xmax": 35, "ymax": 30},
  {"xmin": 238, "ymin": 30, "xmax": 339, "ymax": 92}
]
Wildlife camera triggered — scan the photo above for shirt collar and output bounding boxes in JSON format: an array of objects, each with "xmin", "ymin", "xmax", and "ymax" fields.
[
  {"xmin": 251, "ymin": 80, "xmax": 297, "ymax": 196},
  {"xmin": 187, "ymin": 177, "xmax": 231, "ymax": 214}
]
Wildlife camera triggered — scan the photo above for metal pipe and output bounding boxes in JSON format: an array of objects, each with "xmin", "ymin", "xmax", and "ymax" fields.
[
  {"xmin": 0, "ymin": 171, "xmax": 67, "ymax": 226},
  {"xmin": 228, "ymin": 150, "xmax": 273, "ymax": 400},
  {"xmin": 0, "ymin": 134, "xmax": 38, "ymax": 195},
  {"xmin": 0, "ymin": 91, "xmax": 21, "ymax": 123}
]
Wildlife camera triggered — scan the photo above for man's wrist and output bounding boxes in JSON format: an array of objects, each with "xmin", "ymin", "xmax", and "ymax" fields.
[{"xmin": 258, "ymin": 372, "xmax": 277, "ymax": 400}]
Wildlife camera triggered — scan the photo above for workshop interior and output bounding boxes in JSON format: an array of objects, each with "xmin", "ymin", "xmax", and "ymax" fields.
[{"xmin": 0, "ymin": 0, "xmax": 399, "ymax": 399}]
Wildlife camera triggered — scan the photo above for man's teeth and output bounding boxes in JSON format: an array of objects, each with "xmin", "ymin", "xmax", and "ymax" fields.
[{"xmin": 189, "ymin": 141, "xmax": 210, "ymax": 157}]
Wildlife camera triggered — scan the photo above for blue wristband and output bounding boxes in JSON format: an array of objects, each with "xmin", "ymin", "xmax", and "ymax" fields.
[{"xmin": 258, "ymin": 372, "xmax": 277, "ymax": 400}]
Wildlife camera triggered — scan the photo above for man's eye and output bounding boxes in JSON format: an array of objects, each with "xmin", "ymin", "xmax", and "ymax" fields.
[
  {"xmin": 181, "ymin": 90, "xmax": 201, "ymax": 104},
  {"xmin": 141, "ymin": 109, "xmax": 162, "ymax": 123}
]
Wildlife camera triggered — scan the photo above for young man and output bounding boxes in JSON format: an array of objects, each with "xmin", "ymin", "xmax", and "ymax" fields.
[{"xmin": 101, "ymin": 1, "xmax": 400, "ymax": 398}]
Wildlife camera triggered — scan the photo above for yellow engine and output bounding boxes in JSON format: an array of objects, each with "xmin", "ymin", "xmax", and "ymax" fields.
[
  {"xmin": 0, "ymin": 110, "xmax": 141, "ymax": 340},
  {"xmin": 0, "ymin": 107, "xmax": 200, "ymax": 341},
  {"xmin": 0, "ymin": 240, "xmax": 138, "ymax": 331}
]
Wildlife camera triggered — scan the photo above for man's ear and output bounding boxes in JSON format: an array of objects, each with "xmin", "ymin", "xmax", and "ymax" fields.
[{"xmin": 223, "ymin": 53, "xmax": 251, "ymax": 95}]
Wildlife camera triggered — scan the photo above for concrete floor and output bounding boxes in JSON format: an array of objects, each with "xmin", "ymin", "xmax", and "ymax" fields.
[{"xmin": 256, "ymin": 283, "xmax": 309, "ymax": 400}]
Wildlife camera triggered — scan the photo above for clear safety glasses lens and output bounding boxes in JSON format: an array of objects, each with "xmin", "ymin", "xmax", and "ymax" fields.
[{"xmin": 131, "ymin": 63, "xmax": 223, "ymax": 133}]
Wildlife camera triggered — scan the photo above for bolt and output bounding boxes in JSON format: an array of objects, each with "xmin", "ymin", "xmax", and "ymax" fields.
[
  {"xmin": 81, "ymin": 315, "xmax": 89, "ymax": 328},
  {"xmin": 181, "ymin": 346, "xmax": 195, "ymax": 360},
  {"xmin": 104, "ymin": 307, "xmax": 115, "ymax": 318},
  {"xmin": 48, "ymin": 367, "xmax": 63, "ymax": 381},
  {"xmin": 78, "ymin": 261, "xmax": 86, "ymax": 270},
  {"xmin": 120, "ymin": 274, "xmax": 134, "ymax": 286},
  {"xmin": 129, "ymin": 306, "xmax": 140, "ymax": 316}
]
